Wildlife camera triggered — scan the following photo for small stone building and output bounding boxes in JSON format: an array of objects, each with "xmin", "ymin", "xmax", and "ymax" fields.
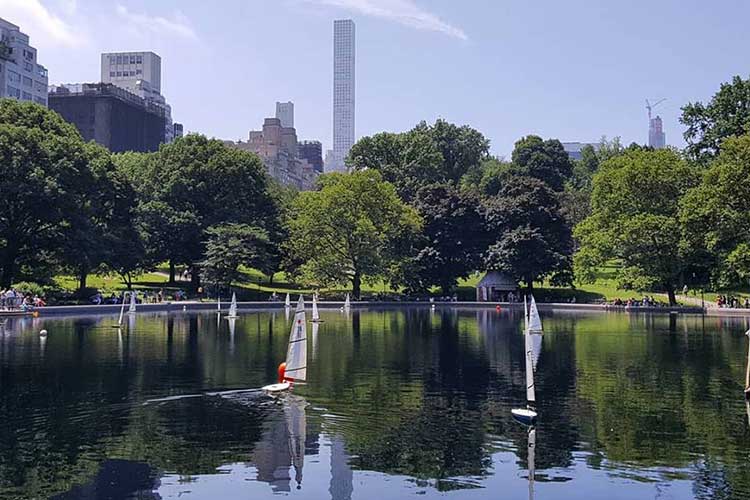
[{"xmin": 476, "ymin": 272, "xmax": 518, "ymax": 302}]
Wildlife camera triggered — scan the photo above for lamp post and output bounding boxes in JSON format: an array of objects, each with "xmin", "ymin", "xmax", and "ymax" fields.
[{"xmin": 701, "ymin": 289, "xmax": 705, "ymax": 311}]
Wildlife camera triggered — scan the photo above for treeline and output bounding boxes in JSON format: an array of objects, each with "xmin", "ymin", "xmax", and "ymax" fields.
[{"xmin": 2, "ymin": 74, "xmax": 750, "ymax": 303}]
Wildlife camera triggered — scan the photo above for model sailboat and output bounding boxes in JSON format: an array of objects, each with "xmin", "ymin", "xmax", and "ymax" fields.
[
  {"xmin": 127, "ymin": 291, "xmax": 137, "ymax": 314},
  {"xmin": 512, "ymin": 295, "xmax": 543, "ymax": 426},
  {"xmin": 263, "ymin": 295, "xmax": 307, "ymax": 393},
  {"xmin": 226, "ymin": 292, "xmax": 238, "ymax": 319},
  {"xmin": 312, "ymin": 295, "xmax": 324, "ymax": 323},
  {"xmin": 343, "ymin": 293, "xmax": 351, "ymax": 311},
  {"xmin": 285, "ymin": 293, "xmax": 291, "ymax": 308}
]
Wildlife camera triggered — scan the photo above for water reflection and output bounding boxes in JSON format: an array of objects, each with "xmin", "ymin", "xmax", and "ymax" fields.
[{"xmin": 0, "ymin": 309, "xmax": 748, "ymax": 499}]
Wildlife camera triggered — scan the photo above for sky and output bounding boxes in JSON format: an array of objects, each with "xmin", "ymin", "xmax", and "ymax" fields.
[{"xmin": 2, "ymin": 0, "xmax": 750, "ymax": 157}]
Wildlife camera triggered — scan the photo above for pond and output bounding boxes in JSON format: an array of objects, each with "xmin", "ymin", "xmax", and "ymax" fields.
[{"xmin": 0, "ymin": 307, "xmax": 749, "ymax": 499}]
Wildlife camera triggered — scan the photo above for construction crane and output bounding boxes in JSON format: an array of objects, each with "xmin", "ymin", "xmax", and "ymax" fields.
[{"xmin": 646, "ymin": 98, "xmax": 666, "ymax": 121}]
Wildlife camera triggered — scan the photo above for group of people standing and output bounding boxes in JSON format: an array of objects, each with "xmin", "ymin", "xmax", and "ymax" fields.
[
  {"xmin": 0, "ymin": 288, "xmax": 46, "ymax": 310},
  {"xmin": 716, "ymin": 295, "xmax": 750, "ymax": 309}
]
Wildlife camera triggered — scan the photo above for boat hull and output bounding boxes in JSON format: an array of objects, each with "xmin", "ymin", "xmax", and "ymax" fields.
[
  {"xmin": 511, "ymin": 408, "xmax": 537, "ymax": 426},
  {"xmin": 262, "ymin": 382, "xmax": 291, "ymax": 393}
]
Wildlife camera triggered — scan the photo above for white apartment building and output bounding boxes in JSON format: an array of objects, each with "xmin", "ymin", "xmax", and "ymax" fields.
[
  {"xmin": 330, "ymin": 19, "xmax": 355, "ymax": 172},
  {"xmin": 0, "ymin": 17, "xmax": 48, "ymax": 106},
  {"xmin": 100, "ymin": 51, "xmax": 174, "ymax": 142},
  {"xmin": 276, "ymin": 101, "xmax": 294, "ymax": 128}
]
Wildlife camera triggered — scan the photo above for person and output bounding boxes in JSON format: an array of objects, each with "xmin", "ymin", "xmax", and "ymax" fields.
[{"xmin": 683, "ymin": 284, "xmax": 689, "ymax": 295}]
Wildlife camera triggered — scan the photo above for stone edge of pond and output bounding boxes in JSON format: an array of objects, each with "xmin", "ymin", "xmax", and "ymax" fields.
[{"xmin": 4, "ymin": 301, "xmax": 742, "ymax": 318}]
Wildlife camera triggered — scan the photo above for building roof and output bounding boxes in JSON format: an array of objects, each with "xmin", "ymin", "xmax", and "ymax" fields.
[{"xmin": 477, "ymin": 272, "xmax": 518, "ymax": 290}]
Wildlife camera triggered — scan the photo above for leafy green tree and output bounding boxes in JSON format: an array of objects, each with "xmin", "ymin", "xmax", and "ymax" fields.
[
  {"xmin": 348, "ymin": 120, "xmax": 489, "ymax": 201},
  {"xmin": 681, "ymin": 75, "xmax": 750, "ymax": 163},
  {"xmin": 286, "ymin": 170, "xmax": 421, "ymax": 299},
  {"xmin": 395, "ymin": 183, "xmax": 488, "ymax": 294},
  {"xmin": 116, "ymin": 135, "xmax": 279, "ymax": 289},
  {"xmin": 575, "ymin": 149, "xmax": 699, "ymax": 304},
  {"xmin": 200, "ymin": 224, "xmax": 271, "ymax": 291},
  {"xmin": 0, "ymin": 100, "xmax": 98, "ymax": 287},
  {"xmin": 680, "ymin": 134, "xmax": 750, "ymax": 287},
  {"xmin": 509, "ymin": 135, "xmax": 573, "ymax": 191},
  {"xmin": 483, "ymin": 175, "xmax": 574, "ymax": 289}
]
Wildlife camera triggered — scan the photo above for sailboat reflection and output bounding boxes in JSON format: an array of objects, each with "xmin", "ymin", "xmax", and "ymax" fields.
[
  {"xmin": 228, "ymin": 317, "xmax": 236, "ymax": 355},
  {"xmin": 253, "ymin": 394, "xmax": 307, "ymax": 492},
  {"xmin": 527, "ymin": 427, "xmax": 536, "ymax": 500}
]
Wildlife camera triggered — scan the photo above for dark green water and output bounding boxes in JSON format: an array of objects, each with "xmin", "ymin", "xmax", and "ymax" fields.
[{"xmin": 0, "ymin": 308, "xmax": 749, "ymax": 499}]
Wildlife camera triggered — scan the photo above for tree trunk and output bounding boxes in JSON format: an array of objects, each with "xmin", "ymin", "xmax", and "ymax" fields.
[
  {"xmin": 352, "ymin": 272, "xmax": 362, "ymax": 301},
  {"xmin": 190, "ymin": 266, "xmax": 201, "ymax": 292},
  {"xmin": 169, "ymin": 260, "xmax": 176, "ymax": 284},
  {"xmin": 666, "ymin": 285, "xmax": 677, "ymax": 306},
  {"xmin": 268, "ymin": 273, "xmax": 274, "ymax": 285},
  {"xmin": 78, "ymin": 267, "xmax": 88, "ymax": 293},
  {"xmin": 526, "ymin": 279, "xmax": 534, "ymax": 293},
  {"xmin": 1, "ymin": 244, "xmax": 18, "ymax": 288}
]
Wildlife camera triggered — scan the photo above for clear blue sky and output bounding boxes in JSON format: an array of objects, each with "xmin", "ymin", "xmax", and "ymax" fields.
[{"xmin": 5, "ymin": 0, "xmax": 750, "ymax": 156}]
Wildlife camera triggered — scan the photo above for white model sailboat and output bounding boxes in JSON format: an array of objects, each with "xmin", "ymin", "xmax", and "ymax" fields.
[
  {"xmin": 226, "ymin": 292, "xmax": 238, "ymax": 319},
  {"xmin": 512, "ymin": 295, "xmax": 543, "ymax": 426},
  {"xmin": 312, "ymin": 295, "xmax": 324, "ymax": 323},
  {"xmin": 285, "ymin": 293, "xmax": 291, "ymax": 308},
  {"xmin": 263, "ymin": 295, "xmax": 307, "ymax": 392},
  {"xmin": 127, "ymin": 291, "xmax": 137, "ymax": 314},
  {"xmin": 344, "ymin": 293, "xmax": 351, "ymax": 310}
]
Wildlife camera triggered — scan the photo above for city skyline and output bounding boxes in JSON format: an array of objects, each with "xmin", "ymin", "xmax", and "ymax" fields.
[{"xmin": 3, "ymin": 0, "xmax": 750, "ymax": 156}]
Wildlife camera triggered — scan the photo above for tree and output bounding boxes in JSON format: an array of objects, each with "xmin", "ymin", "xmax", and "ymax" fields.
[
  {"xmin": 286, "ymin": 170, "xmax": 421, "ymax": 299},
  {"xmin": 116, "ymin": 135, "xmax": 279, "ymax": 289},
  {"xmin": 0, "ymin": 100, "xmax": 96, "ymax": 287},
  {"xmin": 483, "ymin": 175, "xmax": 573, "ymax": 289},
  {"xmin": 681, "ymin": 75, "xmax": 750, "ymax": 163},
  {"xmin": 509, "ymin": 135, "xmax": 573, "ymax": 192},
  {"xmin": 348, "ymin": 120, "xmax": 490, "ymax": 201},
  {"xmin": 575, "ymin": 149, "xmax": 699, "ymax": 304},
  {"xmin": 200, "ymin": 224, "xmax": 271, "ymax": 291},
  {"xmin": 396, "ymin": 183, "xmax": 488, "ymax": 294},
  {"xmin": 680, "ymin": 134, "xmax": 750, "ymax": 288}
]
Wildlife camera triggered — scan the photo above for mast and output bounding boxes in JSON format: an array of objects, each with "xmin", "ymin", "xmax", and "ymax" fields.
[{"xmin": 525, "ymin": 321, "xmax": 536, "ymax": 406}]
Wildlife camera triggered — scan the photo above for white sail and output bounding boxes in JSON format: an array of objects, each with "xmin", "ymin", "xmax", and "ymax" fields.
[
  {"xmin": 285, "ymin": 293, "xmax": 291, "ymax": 308},
  {"xmin": 128, "ymin": 291, "xmax": 137, "ymax": 313},
  {"xmin": 284, "ymin": 295, "xmax": 307, "ymax": 382},
  {"xmin": 524, "ymin": 295, "xmax": 528, "ymax": 332},
  {"xmin": 530, "ymin": 333, "xmax": 543, "ymax": 372},
  {"xmin": 528, "ymin": 295, "xmax": 542, "ymax": 333},
  {"xmin": 228, "ymin": 292, "xmax": 238, "ymax": 318},
  {"xmin": 217, "ymin": 295, "xmax": 221, "ymax": 311},
  {"xmin": 525, "ymin": 326, "xmax": 536, "ymax": 404},
  {"xmin": 344, "ymin": 293, "xmax": 351, "ymax": 309},
  {"xmin": 117, "ymin": 298, "xmax": 126, "ymax": 326},
  {"xmin": 312, "ymin": 296, "xmax": 320, "ymax": 321},
  {"xmin": 285, "ymin": 395, "xmax": 307, "ymax": 489}
]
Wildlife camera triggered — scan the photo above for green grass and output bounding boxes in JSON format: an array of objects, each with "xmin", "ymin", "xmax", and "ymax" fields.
[{"xmin": 49, "ymin": 262, "xmax": 750, "ymax": 305}]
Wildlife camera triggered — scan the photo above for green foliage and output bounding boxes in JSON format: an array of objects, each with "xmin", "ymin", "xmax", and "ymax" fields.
[
  {"xmin": 348, "ymin": 119, "xmax": 489, "ymax": 201},
  {"xmin": 483, "ymin": 175, "xmax": 573, "ymax": 287},
  {"xmin": 115, "ymin": 134, "xmax": 280, "ymax": 288},
  {"xmin": 200, "ymin": 223, "xmax": 271, "ymax": 289},
  {"xmin": 680, "ymin": 134, "xmax": 750, "ymax": 287},
  {"xmin": 396, "ymin": 183, "xmax": 488, "ymax": 293},
  {"xmin": 509, "ymin": 135, "xmax": 573, "ymax": 192},
  {"xmin": 575, "ymin": 148, "xmax": 700, "ymax": 303},
  {"xmin": 681, "ymin": 75, "xmax": 750, "ymax": 163},
  {"xmin": 0, "ymin": 101, "xmax": 93, "ymax": 287},
  {"xmin": 286, "ymin": 170, "xmax": 421, "ymax": 299}
]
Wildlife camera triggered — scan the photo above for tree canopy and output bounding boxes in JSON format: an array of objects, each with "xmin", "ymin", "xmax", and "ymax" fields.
[
  {"xmin": 285, "ymin": 170, "xmax": 421, "ymax": 299},
  {"xmin": 681, "ymin": 75, "xmax": 750, "ymax": 163},
  {"xmin": 575, "ymin": 149, "xmax": 700, "ymax": 304}
]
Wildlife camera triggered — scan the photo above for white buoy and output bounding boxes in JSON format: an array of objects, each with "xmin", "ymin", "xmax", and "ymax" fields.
[{"xmin": 39, "ymin": 329, "xmax": 48, "ymax": 337}]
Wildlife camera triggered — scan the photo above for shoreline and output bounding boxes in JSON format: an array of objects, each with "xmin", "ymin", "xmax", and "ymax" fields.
[{"xmin": 4, "ymin": 300, "xmax": 749, "ymax": 318}]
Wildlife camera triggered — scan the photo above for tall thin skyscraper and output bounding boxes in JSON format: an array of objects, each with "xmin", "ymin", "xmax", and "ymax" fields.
[
  {"xmin": 329, "ymin": 19, "xmax": 355, "ymax": 172},
  {"xmin": 649, "ymin": 115, "xmax": 666, "ymax": 149}
]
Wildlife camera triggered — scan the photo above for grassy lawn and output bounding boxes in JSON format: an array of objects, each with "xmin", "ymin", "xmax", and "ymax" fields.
[{"xmin": 50, "ymin": 262, "xmax": 749, "ymax": 305}]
